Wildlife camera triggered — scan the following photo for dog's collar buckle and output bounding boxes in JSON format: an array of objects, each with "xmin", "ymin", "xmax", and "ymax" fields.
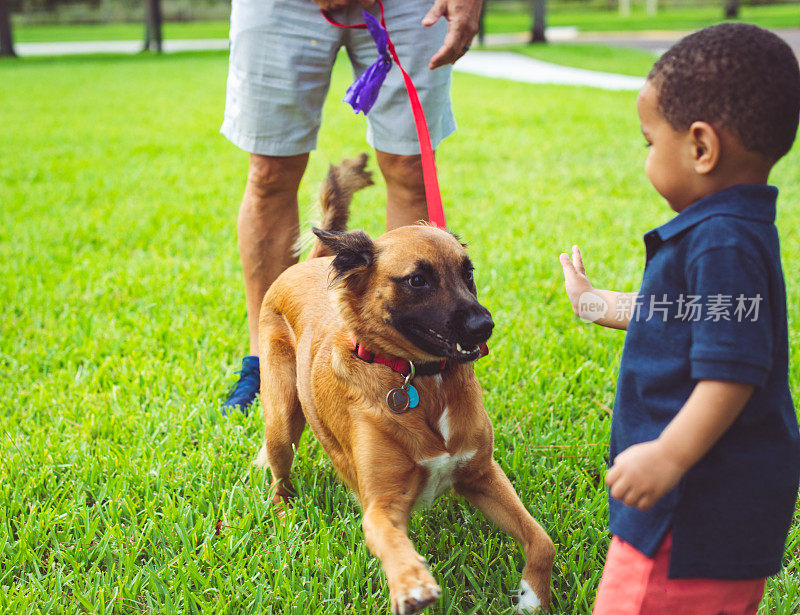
[{"xmin": 353, "ymin": 343, "xmax": 376, "ymax": 364}]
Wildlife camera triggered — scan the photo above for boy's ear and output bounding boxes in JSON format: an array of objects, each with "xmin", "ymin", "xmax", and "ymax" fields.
[
  {"xmin": 312, "ymin": 228, "xmax": 376, "ymax": 281},
  {"xmin": 689, "ymin": 121, "xmax": 721, "ymax": 174}
]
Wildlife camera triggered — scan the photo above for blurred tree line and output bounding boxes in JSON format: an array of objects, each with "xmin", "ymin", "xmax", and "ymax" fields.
[
  {"xmin": 11, "ymin": 0, "xmax": 98, "ymax": 10},
  {"xmin": 8, "ymin": 0, "xmax": 229, "ymax": 22}
]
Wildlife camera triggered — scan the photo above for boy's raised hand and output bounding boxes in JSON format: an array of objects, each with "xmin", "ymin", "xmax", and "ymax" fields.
[
  {"xmin": 559, "ymin": 245, "xmax": 595, "ymax": 318},
  {"xmin": 559, "ymin": 245, "xmax": 633, "ymax": 330}
]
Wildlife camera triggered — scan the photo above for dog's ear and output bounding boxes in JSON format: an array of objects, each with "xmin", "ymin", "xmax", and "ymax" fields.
[
  {"xmin": 312, "ymin": 228, "xmax": 376, "ymax": 280},
  {"xmin": 447, "ymin": 229, "xmax": 469, "ymax": 249}
]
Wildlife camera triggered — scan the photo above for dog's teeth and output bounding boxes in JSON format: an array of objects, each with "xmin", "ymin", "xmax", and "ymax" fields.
[{"xmin": 456, "ymin": 343, "xmax": 462, "ymax": 352}]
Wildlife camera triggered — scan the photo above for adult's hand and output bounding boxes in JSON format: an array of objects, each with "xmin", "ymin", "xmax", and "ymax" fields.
[
  {"xmin": 314, "ymin": 0, "xmax": 375, "ymax": 11},
  {"xmin": 422, "ymin": 0, "xmax": 483, "ymax": 69}
]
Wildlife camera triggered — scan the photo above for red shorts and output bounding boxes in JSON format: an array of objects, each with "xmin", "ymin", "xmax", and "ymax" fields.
[{"xmin": 593, "ymin": 533, "xmax": 766, "ymax": 615}]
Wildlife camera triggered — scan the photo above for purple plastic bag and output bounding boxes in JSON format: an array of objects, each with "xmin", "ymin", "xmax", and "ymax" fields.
[{"xmin": 343, "ymin": 11, "xmax": 393, "ymax": 115}]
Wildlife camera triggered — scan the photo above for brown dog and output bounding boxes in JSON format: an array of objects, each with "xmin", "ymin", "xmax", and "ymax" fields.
[{"xmin": 255, "ymin": 154, "xmax": 554, "ymax": 614}]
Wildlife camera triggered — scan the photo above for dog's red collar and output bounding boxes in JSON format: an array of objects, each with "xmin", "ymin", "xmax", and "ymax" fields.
[{"xmin": 350, "ymin": 337, "xmax": 488, "ymax": 377}]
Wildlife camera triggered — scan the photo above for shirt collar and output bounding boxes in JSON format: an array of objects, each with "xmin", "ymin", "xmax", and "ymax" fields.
[{"xmin": 650, "ymin": 184, "xmax": 778, "ymax": 242}]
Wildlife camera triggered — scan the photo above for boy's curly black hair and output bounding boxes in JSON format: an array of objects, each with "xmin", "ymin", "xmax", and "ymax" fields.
[{"xmin": 648, "ymin": 23, "xmax": 800, "ymax": 161}]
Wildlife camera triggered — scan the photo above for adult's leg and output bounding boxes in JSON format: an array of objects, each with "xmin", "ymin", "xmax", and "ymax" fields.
[
  {"xmin": 375, "ymin": 150, "xmax": 429, "ymax": 230},
  {"xmin": 220, "ymin": 0, "xmax": 339, "ymax": 412},
  {"xmin": 238, "ymin": 152, "xmax": 308, "ymax": 355}
]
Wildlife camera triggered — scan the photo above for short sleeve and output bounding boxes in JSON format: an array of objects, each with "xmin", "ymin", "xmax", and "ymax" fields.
[{"xmin": 687, "ymin": 247, "xmax": 773, "ymax": 387}]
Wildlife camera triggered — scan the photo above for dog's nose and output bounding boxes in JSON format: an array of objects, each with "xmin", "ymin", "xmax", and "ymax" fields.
[{"xmin": 463, "ymin": 308, "xmax": 494, "ymax": 344}]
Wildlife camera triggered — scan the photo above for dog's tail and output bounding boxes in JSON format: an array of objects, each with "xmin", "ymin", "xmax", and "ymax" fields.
[{"xmin": 305, "ymin": 153, "xmax": 374, "ymax": 259}]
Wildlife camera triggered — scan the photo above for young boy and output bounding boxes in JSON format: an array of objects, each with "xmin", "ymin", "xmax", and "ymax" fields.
[{"xmin": 559, "ymin": 23, "xmax": 800, "ymax": 614}]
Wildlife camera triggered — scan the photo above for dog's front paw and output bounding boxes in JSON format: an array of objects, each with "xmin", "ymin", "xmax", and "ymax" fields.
[
  {"xmin": 390, "ymin": 565, "xmax": 441, "ymax": 615},
  {"xmin": 514, "ymin": 579, "xmax": 545, "ymax": 613}
]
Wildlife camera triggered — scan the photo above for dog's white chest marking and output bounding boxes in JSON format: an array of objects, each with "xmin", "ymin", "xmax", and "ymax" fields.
[
  {"xmin": 438, "ymin": 407, "xmax": 451, "ymax": 446},
  {"xmin": 414, "ymin": 450, "xmax": 475, "ymax": 509},
  {"xmin": 515, "ymin": 580, "xmax": 542, "ymax": 613}
]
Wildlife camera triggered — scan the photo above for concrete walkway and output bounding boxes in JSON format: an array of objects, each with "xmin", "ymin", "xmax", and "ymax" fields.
[
  {"xmin": 14, "ymin": 27, "xmax": 577, "ymax": 56},
  {"xmin": 16, "ymin": 38, "xmax": 229, "ymax": 56},
  {"xmin": 21, "ymin": 25, "xmax": 797, "ymax": 91},
  {"xmin": 15, "ymin": 26, "xmax": 800, "ymax": 59},
  {"xmin": 15, "ymin": 36, "xmax": 644, "ymax": 91},
  {"xmin": 455, "ymin": 50, "xmax": 643, "ymax": 90}
]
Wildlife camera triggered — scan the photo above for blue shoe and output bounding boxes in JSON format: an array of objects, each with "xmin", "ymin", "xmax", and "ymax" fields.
[{"xmin": 221, "ymin": 355, "xmax": 260, "ymax": 416}]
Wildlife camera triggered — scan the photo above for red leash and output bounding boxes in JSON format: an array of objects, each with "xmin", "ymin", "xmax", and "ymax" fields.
[{"xmin": 321, "ymin": 0, "xmax": 447, "ymax": 229}]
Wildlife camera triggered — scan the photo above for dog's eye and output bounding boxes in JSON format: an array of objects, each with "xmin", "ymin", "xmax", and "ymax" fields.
[
  {"xmin": 465, "ymin": 268, "xmax": 474, "ymax": 284},
  {"xmin": 408, "ymin": 274, "xmax": 428, "ymax": 288}
]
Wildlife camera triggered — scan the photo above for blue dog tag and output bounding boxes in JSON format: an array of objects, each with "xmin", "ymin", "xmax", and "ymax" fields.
[{"xmin": 407, "ymin": 384, "xmax": 419, "ymax": 408}]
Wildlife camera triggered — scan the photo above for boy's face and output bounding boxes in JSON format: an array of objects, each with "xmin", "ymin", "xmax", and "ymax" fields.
[{"xmin": 637, "ymin": 81, "xmax": 697, "ymax": 213}]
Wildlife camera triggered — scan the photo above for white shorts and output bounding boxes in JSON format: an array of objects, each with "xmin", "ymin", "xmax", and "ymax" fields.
[{"xmin": 221, "ymin": 0, "xmax": 457, "ymax": 156}]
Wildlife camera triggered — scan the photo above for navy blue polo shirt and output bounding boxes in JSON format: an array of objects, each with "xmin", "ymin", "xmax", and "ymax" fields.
[{"xmin": 609, "ymin": 184, "xmax": 800, "ymax": 579}]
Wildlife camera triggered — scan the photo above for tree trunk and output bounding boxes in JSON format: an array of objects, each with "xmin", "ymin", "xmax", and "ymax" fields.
[
  {"xmin": 143, "ymin": 0, "xmax": 163, "ymax": 53},
  {"xmin": 724, "ymin": 0, "xmax": 740, "ymax": 19},
  {"xmin": 529, "ymin": 0, "xmax": 546, "ymax": 44},
  {"xmin": 477, "ymin": 1, "xmax": 486, "ymax": 46},
  {"xmin": 0, "ymin": 0, "xmax": 16, "ymax": 58}
]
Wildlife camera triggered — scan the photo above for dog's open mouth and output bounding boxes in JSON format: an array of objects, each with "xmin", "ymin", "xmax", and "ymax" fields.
[{"xmin": 401, "ymin": 323, "xmax": 483, "ymax": 362}]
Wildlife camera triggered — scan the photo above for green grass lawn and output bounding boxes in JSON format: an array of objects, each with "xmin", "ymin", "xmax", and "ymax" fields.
[
  {"xmin": 11, "ymin": 2, "xmax": 800, "ymax": 43},
  {"xmin": 2, "ymin": 50, "xmax": 799, "ymax": 614}
]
